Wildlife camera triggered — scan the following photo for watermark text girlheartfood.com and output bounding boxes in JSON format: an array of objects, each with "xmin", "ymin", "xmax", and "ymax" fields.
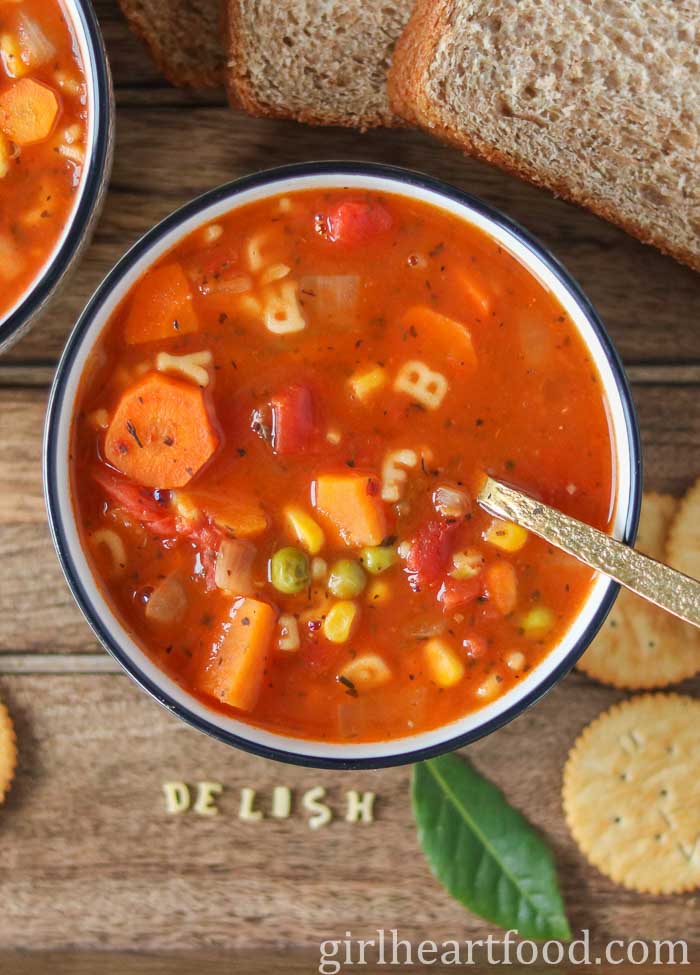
[{"xmin": 318, "ymin": 929, "xmax": 690, "ymax": 973}]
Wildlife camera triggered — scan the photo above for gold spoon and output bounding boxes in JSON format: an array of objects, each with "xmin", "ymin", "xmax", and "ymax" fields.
[{"xmin": 477, "ymin": 476, "xmax": 700, "ymax": 629}]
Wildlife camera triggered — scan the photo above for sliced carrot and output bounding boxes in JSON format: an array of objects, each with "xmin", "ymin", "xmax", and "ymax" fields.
[
  {"xmin": 197, "ymin": 597, "xmax": 276, "ymax": 711},
  {"xmin": 457, "ymin": 271, "xmax": 493, "ymax": 317},
  {"xmin": 484, "ymin": 561, "xmax": 518, "ymax": 615},
  {"xmin": 0, "ymin": 78, "xmax": 59, "ymax": 145},
  {"xmin": 175, "ymin": 488, "xmax": 269, "ymax": 538},
  {"xmin": 314, "ymin": 472, "xmax": 387, "ymax": 547},
  {"xmin": 123, "ymin": 263, "xmax": 199, "ymax": 345},
  {"xmin": 104, "ymin": 373, "xmax": 219, "ymax": 489},
  {"xmin": 401, "ymin": 305, "xmax": 477, "ymax": 369}
]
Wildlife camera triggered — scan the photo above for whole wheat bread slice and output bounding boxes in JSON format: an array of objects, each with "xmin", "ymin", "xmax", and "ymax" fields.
[
  {"xmin": 389, "ymin": 0, "xmax": 700, "ymax": 271},
  {"xmin": 119, "ymin": 0, "xmax": 225, "ymax": 88},
  {"xmin": 225, "ymin": 1, "xmax": 414, "ymax": 129}
]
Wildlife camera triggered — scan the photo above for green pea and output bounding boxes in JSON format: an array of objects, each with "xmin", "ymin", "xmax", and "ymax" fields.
[
  {"xmin": 360, "ymin": 545, "xmax": 397, "ymax": 575},
  {"xmin": 328, "ymin": 559, "xmax": 366, "ymax": 599},
  {"xmin": 269, "ymin": 546, "xmax": 310, "ymax": 594}
]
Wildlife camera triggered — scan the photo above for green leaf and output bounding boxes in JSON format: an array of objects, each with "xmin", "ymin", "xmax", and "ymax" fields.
[{"xmin": 412, "ymin": 753, "xmax": 571, "ymax": 940}]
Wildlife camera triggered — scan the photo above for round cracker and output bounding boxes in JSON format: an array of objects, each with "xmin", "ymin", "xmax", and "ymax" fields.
[
  {"xmin": 0, "ymin": 702, "xmax": 16, "ymax": 804},
  {"xmin": 667, "ymin": 477, "xmax": 700, "ymax": 583},
  {"xmin": 577, "ymin": 493, "xmax": 700, "ymax": 688},
  {"xmin": 563, "ymin": 694, "xmax": 700, "ymax": 894}
]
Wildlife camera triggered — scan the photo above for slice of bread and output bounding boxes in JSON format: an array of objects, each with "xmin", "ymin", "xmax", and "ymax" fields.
[
  {"xmin": 118, "ymin": 0, "xmax": 225, "ymax": 89},
  {"xmin": 225, "ymin": 1, "xmax": 415, "ymax": 129},
  {"xmin": 389, "ymin": 0, "xmax": 700, "ymax": 271}
]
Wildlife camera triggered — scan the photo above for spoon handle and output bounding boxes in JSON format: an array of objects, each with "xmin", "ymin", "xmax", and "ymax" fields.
[{"xmin": 478, "ymin": 476, "xmax": 700, "ymax": 629}]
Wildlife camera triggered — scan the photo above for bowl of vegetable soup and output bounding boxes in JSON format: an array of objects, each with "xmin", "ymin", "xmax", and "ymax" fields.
[
  {"xmin": 45, "ymin": 163, "xmax": 641, "ymax": 768},
  {"xmin": 0, "ymin": 0, "xmax": 113, "ymax": 353}
]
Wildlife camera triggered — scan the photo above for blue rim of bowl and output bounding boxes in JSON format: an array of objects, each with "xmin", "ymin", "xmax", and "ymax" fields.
[
  {"xmin": 44, "ymin": 161, "xmax": 642, "ymax": 770},
  {"xmin": 0, "ymin": 0, "xmax": 113, "ymax": 352}
]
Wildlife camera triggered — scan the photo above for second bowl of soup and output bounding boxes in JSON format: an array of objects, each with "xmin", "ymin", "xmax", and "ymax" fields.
[{"xmin": 45, "ymin": 163, "xmax": 640, "ymax": 768}]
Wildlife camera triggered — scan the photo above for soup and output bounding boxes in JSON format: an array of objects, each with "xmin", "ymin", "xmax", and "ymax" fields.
[
  {"xmin": 0, "ymin": 0, "xmax": 88, "ymax": 323},
  {"xmin": 71, "ymin": 189, "xmax": 615, "ymax": 742}
]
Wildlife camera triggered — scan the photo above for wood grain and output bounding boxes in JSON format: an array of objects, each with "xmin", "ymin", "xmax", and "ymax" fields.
[
  {"xmin": 4, "ymin": 107, "xmax": 700, "ymax": 366},
  {"xmin": 1, "ymin": 673, "xmax": 698, "ymax": 955},
  {"xmin": 0, "ymin": 380, "xmax": 697, "ymax": 657},
  {"xmin": 0, "ymin": 0, "xmax": 699, "ymax": 963}
]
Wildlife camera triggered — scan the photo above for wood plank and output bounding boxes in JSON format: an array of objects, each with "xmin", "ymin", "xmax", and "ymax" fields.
[
  {"xmin": 0, "ymin": 378, "xmax": 697, "ymax": 655},
  {"xmin": 0, "ymin": 952, "xmax": 685, "ymax": 975},
  {"xmin": 2, "ymin": 379, "xmax": 698, "ymax": 527},
  {"xmin": 3, "ymin": 108, "xmax": 699, "ymax": 368},
  {"xmin": 0, "ymin": 672, "xmax": 698, "ymax": 954}
]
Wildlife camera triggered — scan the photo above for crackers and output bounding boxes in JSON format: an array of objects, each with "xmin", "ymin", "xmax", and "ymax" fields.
[
  {"xmin": 668, "ymin": 477, "xmax": 700, "ymax": 584},
  {"xmin": 0, "ymin": 702, "xmax": 16, "ymax": 804},
  {"xmin": 577, "ymin": 492, "xmax": 700, "ymax": 688},
  {"xmin": 563, "ymin": 695, "xmax": 700, "ymax": 894}
]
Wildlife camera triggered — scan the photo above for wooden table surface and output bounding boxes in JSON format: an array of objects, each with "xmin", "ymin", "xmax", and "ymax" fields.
[{"xmin": 1, "ymin": 1, "xmax": 699, "ymax": 970}]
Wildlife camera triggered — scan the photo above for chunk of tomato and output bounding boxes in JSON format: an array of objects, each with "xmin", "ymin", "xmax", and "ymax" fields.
[
  {"xmin": 322, "ymin": 199, "xmax": 393, "ymax": 245},
  {"xmin": 93, "ymin": 468, "xmax": 177, "ymax": 537},
  {"xmin": 188, "ymin": 521, "xmax": 225, "ymax": 591},
  {"xmin": 438, "ymin": 576, "xmax": 482, "ymax": 613},
  {"xmin": 405, "ymin": 520, "xmax": 458, "ymax": 591},
  {"xmin": 270, "ymin": 384, "xmax": 316, "ymax": 455}
]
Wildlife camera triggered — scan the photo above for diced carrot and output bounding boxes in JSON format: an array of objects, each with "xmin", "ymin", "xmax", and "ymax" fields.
[
  {"xmin": 401, "ymin": 305, "xmax": 477, "ymax": 369},
  {"xmin": 123, "ymin": 263, "xmax": 199, "ymax": 345},
  {"xmin": 0, "ymin": 78, "xmax": 59, "ymax": 145},
  {"xmin": 174, "ymin": 489, "xmax": 269, "ymax": 538},
  {"xmin": 104, "ymin": 373, "xmax": 219, "ymax": 489},
  {"xmin": 484, "ymin": 561, "xmax": 518, "ymax": 615},
  {"xmin": 197, "ymin": 597, "xmax": 276, "ymax": 711},
  {"xmin": 457, "ymin": 271, "xmax": 493, "ymax": 317},
  {"xmin": 314, "ymin": 472, "xmax": 387, "ymax": 547}
]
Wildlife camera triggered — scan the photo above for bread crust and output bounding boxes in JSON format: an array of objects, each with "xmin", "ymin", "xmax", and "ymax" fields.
[
  {"xmin": 389, "ymin": 0, "xmax": 700, "ymax": 273},
  {"xmin": 224, "ymin": 0, "xmax": 406, "ymax": 130},
  {"xmin": 119, "ymin": 0, "xmax": 224, "ymax": 89}
]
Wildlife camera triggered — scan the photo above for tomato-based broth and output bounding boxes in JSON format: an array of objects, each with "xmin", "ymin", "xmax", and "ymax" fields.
[
  {"xmin": 71, "ymin": 189, "xmax": 615, "ymax": 743},
  {"xmin": 0, "ymin": 0, "xmax": 88, "ymax": 322}
]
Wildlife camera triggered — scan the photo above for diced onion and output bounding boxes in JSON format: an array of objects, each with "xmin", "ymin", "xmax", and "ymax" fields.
[
  {"xmin": 18, "ymin": 14, "xmax": 56, "ymax": 67},
  {"xmin": 433, "ymin": 485, "xmax": 471, "ymax": 519},
  {"xmin": 298, "ymin": 275, "xmax": 359, "ymax": 322},
  {"xmin": 0, "ymin": 233, "xmax": 25, "ymax": 280},
  {"xmin": 278, "ymin": 614, "xmax": 300, "ymax": 652},
  {"xmin": 145, "ymin": 575, "xmax": 187, "ymax": 624},
  {"xmin": 215, "ymin": 538, "xmax": 256, "ymax": 595}
]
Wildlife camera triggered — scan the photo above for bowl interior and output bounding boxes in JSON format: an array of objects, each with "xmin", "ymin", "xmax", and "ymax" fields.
[
  {"xmin": 0, "ymin": 0, "xmax": 110, "ymax": 341},
  {"xmin": 45, "ymin": 166, "xmax": 640, "ymax": 768}
]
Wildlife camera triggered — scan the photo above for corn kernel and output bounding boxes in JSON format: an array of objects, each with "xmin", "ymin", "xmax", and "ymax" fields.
[
  {"xmin": 323, "ymin": 601, "xmax": 359, "ymax": 644},
  {"xmin": 348, "ymin": 366, "xmax": 387, "ymax": 402},
  {"xmin": 1, "ymin": 34, "xmax": 28, "ymax": 78},
  {"xmin": 284, "ymin": 505, "xmax": 325, "ymax": 555},
  {"xmin": 366, "ymin": 579, "xmax": 390, "ymax": 605},
  {"xmin": 450, "ymin": 548, "xmax": 484, "ymax": 580},
  {"xmin": 521, "ymin": 606, "xmax": 555, "ymax": 637},
  {"xmin": 424, "ymin": 638, "xmax": 465, "ymax": 688},
  {"xmin": 340, "ymin": 653, "xmax": 391, "ymax": 690},
  {"xmin": 484, "ymin": 518, "xmax": 528, "ymax": 552},
  {"xmin": 172, "ymin": 492, "xmax": 200, "ymax": 523}
]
